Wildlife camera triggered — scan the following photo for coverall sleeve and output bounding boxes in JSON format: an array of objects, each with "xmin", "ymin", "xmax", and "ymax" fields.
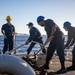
[
  {"xmin": 13, "ymin": 26, "xmax": 15, "ymax": 32},
  {"xmin": 28, "ymin": 28, "xmax": 37, "ymax": 42},
  {"xmin": 1, "ymin": 25, "xmax": 4, "ymax": 30},
  {"xmin": 1, "ymin": 25, "xmax": 5, "ymax": 34},
  {"xmin": 65, "ymin": 31, "xmax": 72, "ymax": 47}
]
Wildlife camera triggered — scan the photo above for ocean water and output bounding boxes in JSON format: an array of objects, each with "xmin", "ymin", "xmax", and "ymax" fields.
[
  {"xmin": 0, "ymin": 35, "xmax": 73, "ymax": 55},
  {"xmin": 0, "ymin": 35, "xmax": 47, "ymax": 54}
]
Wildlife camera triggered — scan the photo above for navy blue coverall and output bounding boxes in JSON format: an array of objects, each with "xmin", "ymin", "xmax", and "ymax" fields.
[
  {"xmin": 65, "ymin": 26, "xmax": 75, "ymax": 65},
  {"xmin": 27, "ymin": 26, "xmax": 46, "ymax": 54},
  {"xmin": 1, "ymin": 23, "xmax": 15, "ymax": 54},
  {"xmin": 44, "ymin": 19, "xmax": 65, "ymax": 69}
]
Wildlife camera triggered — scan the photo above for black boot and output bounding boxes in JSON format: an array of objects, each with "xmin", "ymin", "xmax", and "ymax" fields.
[
  {"xmin": 55, "ymin": 67, "xmax": 66, "ymax": 74},
  {"xmin": 55, "ymin": 61, "xmax": 66, "ymax": 74},
  {"xmin": 67, "ymin": 65, "xmax": 75, "ymax": 71},
  {"xmin": 42, "ymin": 60, "xmax": 49, "ymax": 70},
  {"xmin": 42, "ymin": 63, "xmax": 49, "ymax": 69}
]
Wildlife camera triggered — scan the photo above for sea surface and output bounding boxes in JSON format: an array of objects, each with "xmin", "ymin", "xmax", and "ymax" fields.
[{"xmin": 0, "ymin": 35, "xmax": 73, "ymax": 55}]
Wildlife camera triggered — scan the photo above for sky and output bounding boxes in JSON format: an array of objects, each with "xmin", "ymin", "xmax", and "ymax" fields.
[{"xmin": 0, "ymin": 0, "xmax": 75, "ymax": 35}]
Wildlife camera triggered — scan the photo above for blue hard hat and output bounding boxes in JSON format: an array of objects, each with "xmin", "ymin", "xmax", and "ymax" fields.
[
  {"xmin": 63, "ymin": 21, "xmax": 71, "ymax": 28},
  {"xmin": 37, "ymin": 16, "xmax": 44, "ymax": 23}
]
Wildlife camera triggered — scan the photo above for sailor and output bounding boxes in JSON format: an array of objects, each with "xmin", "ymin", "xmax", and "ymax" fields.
[
  {"xmin": 63, "ymin": 21, "xmax": 75, "ymax": 71},
  {"xmin": 37, "ymin": 16, "xmax": 65, "ymax": 74},
  {"xmin": 25, "ymin": 22, "xmax": 46, "ymax": 57},
  {"xmin": 1, "ymin": 16, "xmax": 15, "ymax": 54}
]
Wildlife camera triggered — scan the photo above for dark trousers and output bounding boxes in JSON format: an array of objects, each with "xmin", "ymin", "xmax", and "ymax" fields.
[
  {"xmin": 72, "ymin": 45, "xmax": 75, "ymax": 65},
  {"xmin": 27, "ymin": 38, "xmax": 46, "ymax": 54},
  {"xmin": 46, "ymin": 36, "xmax": 65, "ymax": 68},
  {"xmin": 3, "ymin": 37, "xmax": 13, "ymax": 54}
]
